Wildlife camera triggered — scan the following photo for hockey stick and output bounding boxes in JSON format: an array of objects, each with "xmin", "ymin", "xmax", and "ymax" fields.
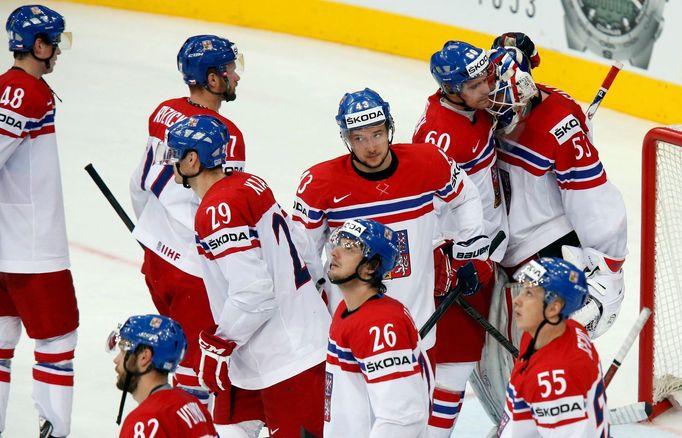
[
  {"xmin": 85, "ymin": 163, "xmax": 143, "ymax": 248},
  {"xmin": 604, "ymin": 307, "xmax": 652, "ymax": 387},
  {"xmin": 455, "ymin": 295, "xmax": 519, "ymax": 357},
  {"xmin": 419, "ymin": 230, "xmax": 506, "ymax": 339},
  {"xmin": 586, "ymin": 61, "xmax": 623, "ymax": 121}
]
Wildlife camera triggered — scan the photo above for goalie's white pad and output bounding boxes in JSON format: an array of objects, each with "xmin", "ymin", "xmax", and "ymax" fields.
[{"xmin": 562, "ymin": 246, "xmax": 625, "ymax": 339}]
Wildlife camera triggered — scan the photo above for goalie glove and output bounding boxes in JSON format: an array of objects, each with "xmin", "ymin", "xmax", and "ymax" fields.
[
  {"xmin": 491, "ymin": 32, "xmax": 540, "ymax": 69},
  {"xmin": 197, "ymin": 326, "xmax": 236, "ymax": 393},
  {"xmin": 562, "ymin": 246, "xmax": 625, "ymax": 339},
  {"xmin": 434, "ymin": 236, "xmax": 494, "ymax": 297}
]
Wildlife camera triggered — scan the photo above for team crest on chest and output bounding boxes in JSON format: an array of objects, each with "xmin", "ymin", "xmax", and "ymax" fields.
[
  {"xmin": 385, "ymin": 230, "xmax": 411, "ymax": 279},
  {"xmin": 375, "ymin": 182, "xmax": 390, "ymax": 196}
]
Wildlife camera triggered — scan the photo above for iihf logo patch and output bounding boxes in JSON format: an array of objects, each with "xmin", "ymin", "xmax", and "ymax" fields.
[{"xmin": 385, "ymin": 229, "xmax": 411, "ymax": 280}]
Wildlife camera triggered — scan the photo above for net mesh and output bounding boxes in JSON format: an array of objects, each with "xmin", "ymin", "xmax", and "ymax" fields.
[{"xmin": 652, "ymin": 125, "xmax": 682, "ymax": 403}]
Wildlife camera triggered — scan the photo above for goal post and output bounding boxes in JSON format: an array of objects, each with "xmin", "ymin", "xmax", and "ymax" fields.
[{"xmin": 640, "ymin": 126, "xmax": 682, "ymax": 418}]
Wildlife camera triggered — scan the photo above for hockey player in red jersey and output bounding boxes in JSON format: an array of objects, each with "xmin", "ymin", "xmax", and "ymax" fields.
[
  {"xmin": 498, "ymin": 257, "xmax": 609, "ymax": 437},
  {"xmin": 107, "ymin": 314, "xmax": 218, "ymax": 437},
  {"xmin": 0, "ymin": 6, "xmax": 78, "ymax": 437},
  {"xmin": 413, "ymin": 41, "xmax": 504, "ymax": 436},
  {"xmin": 161, "ymin": 115, "xmax": 330, "ymax": 437},
  {"xmin": 291, "ymin": 88, "xmax": 488, "ymax": 367},
  {"xmin": 129, "ymin": 35, "xmax": 264, "ymax": 435},
  {"xmin": 325, "ymin": 219, "xmax": 430, "ymax": 437}
]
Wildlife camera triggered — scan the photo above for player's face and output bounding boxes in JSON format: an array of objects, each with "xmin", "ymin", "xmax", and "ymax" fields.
[
  {"xmin": 329, "ymin": 237, "xmax": 364, "ymax": 281},
  {"xmin": 113, "ymin": 346, "xmax": 140, "ymax": 393},
  {"xmin": 33, "ymin": 38, "xmax": 61, "ymax": 74},
  {"xmin": 215, "ymin": 62, "xmax": 240, "ymax": 102},
  {"xmin": 513, "ymin": 284, "xmax": 546, "ymax": 332},
  {"xmin": 460, "ymin": 70, "xmax": 495, "ymax": 110},
  {"xmin": 348, "ymin": 124, "xmax": 391, "ymax": 172}
]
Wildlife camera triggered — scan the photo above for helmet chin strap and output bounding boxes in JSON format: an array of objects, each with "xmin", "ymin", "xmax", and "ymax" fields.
[
  {"xmin": 116, "ymin": 351, "xmax": 155, "ymax": 425},
  {"xmin": 329, "ymin": 259, "xmax": 374, "ymax": 286},
  {"xmin": 175, "ymin": 162, "xmax": 204, "ymax": 189},
  {"xmin": 205, "ymin": 75, "xmax": 236, "ymax": 102},
  {"xmin": 30, "ymin": 43, "xmax": 57, "ymax": 70},
  {"xmin": 520, "ymin": 304, "xmax": 562, "ymax": 365}
]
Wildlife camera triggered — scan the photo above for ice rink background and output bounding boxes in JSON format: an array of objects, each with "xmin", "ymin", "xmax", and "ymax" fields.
[{"xmin": 0, "ymin": 1, "xmax": 681, "ymax": 436}]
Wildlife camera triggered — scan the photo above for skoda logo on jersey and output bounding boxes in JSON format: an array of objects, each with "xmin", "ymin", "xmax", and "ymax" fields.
[
  {"xmin": 339, "ymin": 220, "xmax": 366, "ymax": 238},
  {"xmin": 466, "ymin": 52, "xmax": 488, "ymax": 77},
  {"xmin": 208, "ymin": 231, "xmax": 249, "ymax": 250},
  {"xmin": 550, "ymin": 115, "xmax": 582, "ymax": 145},
  {"xmin": 344, "ymin": 107, "xmax": 386, "ymax": 129},
  {"xmin": 366, "ymin": 355, "xmax": 411, "ymax": 374},
  {"xmin": 534, "ymin": 402, "xmax": 583, "ymax": 418}
]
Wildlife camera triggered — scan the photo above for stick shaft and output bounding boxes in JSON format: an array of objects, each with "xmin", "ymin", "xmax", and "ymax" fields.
[
  {"xmin": 604, "ymin": 307, "xmax": 652, "ymax": 388},
  {"xmin": 586, "ymin": 61, "xmax": 623, "ymax": 120}
]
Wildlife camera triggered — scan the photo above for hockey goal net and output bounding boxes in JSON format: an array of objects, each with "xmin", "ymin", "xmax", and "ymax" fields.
[{"xmin": 640, "ymin": 125, "xmax": 682, "ymax": 418}]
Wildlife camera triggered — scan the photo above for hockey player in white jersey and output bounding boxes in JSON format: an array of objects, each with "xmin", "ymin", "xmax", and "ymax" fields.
[
  {"xmin": 291, "ymin": 88, "xmax": 488, "ymax": 366},
  {"xmin": 129, "ymin": 35, "xmax": 267, "ymax": 435},
  {"xmin": 0, "ymin": 6, "xmax": 77, "ymax": 437},
  {"xmin": 160, "ymin": 114, "xmax": 330, "ymax": 437},
  {"xmin": 470, "ymin": 33, "xmax": 628, "ymax": 427},
  {"xmin": 325, "ymin": 219, "xmax": 430, "ymax": 437}
]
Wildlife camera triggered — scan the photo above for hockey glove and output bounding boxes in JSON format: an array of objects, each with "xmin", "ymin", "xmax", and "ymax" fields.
[
  {"xmin": 492, "ymin": 32, "xmax": 540, "ymax": 69},
  {"xmin": 197, "ymin": 326, "xmax": 236, "ymax": 393},
  {"xmin": 434, "ymin": 236, "xmax": 494, "ymax": 297},
  {"xmin": 563, "ymin": 246, "xmax": 625, "ymax": 339}
]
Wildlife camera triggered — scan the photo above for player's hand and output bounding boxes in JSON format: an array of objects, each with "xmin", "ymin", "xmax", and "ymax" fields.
[
  {"xmin": 492, "ymin": 32, "xmax": 540, "ymax": 69},
  {"xmin": 433, "ymin": 240, "xmax": 455, "ymax": 297},
  {"xmin": 197, "ymin": 326, "xmax": 236, "ymax": 393},
  {"xmin": 456, "ymin": 258, "xmax": 494, "ymax": 296},
  {"xmin": 434, "ymin": 238, "xmax": 494, "ymax": 297}
]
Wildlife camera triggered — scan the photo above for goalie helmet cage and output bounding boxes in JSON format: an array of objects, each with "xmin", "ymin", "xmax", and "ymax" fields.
[{"xmin": 640, "ymin": 125, "xmax": 682, "ymax": 418}]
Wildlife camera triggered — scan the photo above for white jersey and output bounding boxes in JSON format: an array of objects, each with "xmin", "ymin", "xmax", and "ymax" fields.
[
  {"xmin": 194, "ymin": 172, "xmax": 330, "ymax": 390},
  {"xmin": 130, "ymin": 97, "xmax": 246, "ymax": 276},
  {"xmin": 325, "ymin": 295, "xmax": 430, "ymax": 437},
  {"xmin": 0, "ymin": 68, "xmax": 69, "ymax": 273},
  {"xmin": 496, "ymin": 85, "xmax": 627, "ymax": 267},
  {"xmin": 292, "ymin": 144, "xmax": 485, "ymax": 350}
]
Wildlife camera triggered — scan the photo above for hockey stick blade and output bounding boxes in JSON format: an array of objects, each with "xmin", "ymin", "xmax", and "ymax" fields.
[
  {"xmin": 610, "ymin": 401, "xmax": 652, "ymax": 425},
  {"xmin": 604, "ymin": 307, "xmax": 652, "ymax": 388},
  {"xmin": 586, "ymin": 61, "xmax": 623, "ymax": 121},
  {"xmin": 85, "ymin": 163, "xmax": 143, "ymax": 248}
]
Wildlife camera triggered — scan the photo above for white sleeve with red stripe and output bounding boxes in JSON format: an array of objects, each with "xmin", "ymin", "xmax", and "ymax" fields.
[
  {"xmin": 0, "ymin": 106, "xmax": 26, "ymax": 166},
  {"xmin": 553, "ymin": 116, "xmax": 627, "ymax": 259},
  {"xmin": 433, "ymin": 149, "xmax": 486, "ymax": 244},
  {"xmin": 290, "ymin": 169, "xmax": 330, "ymax": 266},
  {"xmin": 195, "ymin": 200, "xmax": 277, "ymax": 346}
]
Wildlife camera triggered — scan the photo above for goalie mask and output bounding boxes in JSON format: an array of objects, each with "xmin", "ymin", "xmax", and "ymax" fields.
[{"xmin": 487, "ymin": 47, "xmax": 538, "ymax": 133}]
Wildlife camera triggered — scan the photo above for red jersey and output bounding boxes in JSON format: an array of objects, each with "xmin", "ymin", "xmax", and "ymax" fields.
[
  {"xmin": 325, "ymin": 294, "xmax": 430, "ymax": 437},
  {"xmin": 119, "ymin": 388, "xmax": 217, "ymax": 437},
  {"xmin": 413, "ymin": 90, "xmax": 508, "ymax": 261},
  {"xmin": 498, "ymin": 320, "xmax": 609, "ymax": 437}
]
